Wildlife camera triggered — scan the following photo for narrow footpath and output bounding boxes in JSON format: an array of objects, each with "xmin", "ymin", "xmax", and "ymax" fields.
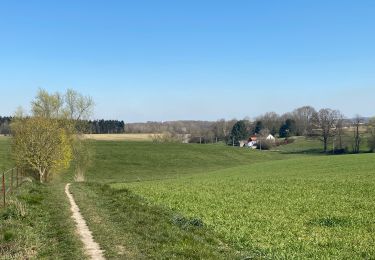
[{"xmin": 65, "ymin": 183, "xmax": 106, "ymax": 260}]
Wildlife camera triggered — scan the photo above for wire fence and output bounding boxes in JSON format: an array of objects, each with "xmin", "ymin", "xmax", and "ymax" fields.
[{"xmin": 1, "ymin": 167, "xmax": 26, "ymax": 208}]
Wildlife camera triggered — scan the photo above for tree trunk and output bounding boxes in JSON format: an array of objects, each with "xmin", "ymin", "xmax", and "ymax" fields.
[
  {"xmin": 323, "ymin": 137, "xmax": 328, "ymax": 152},
  {"xmin": 39, "ymin": 168, "xmax": 46, "ymax": 183}
]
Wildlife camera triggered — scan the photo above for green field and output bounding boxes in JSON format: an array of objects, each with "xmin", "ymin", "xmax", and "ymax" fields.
[
  {"xmin": 84, "ymin": 141, "xmax": 289, "ymax": 183},
  {"xmin": 117, "ymin": 154, "xmax": 375, "ymax": 258},
  {"xmin": 77, "ymin": 139, "xmax": 375, "ymax": 259},
  {"xmin": 1, "ymin": 137, "xmax": 375, "ymax": 259}
]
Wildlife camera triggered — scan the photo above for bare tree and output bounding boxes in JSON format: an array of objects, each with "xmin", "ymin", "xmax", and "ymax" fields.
[
  {"xmin": 352, "ymin": 115, "xmax": 363, "ymax": 153},
  {"xmin": 256, "ymin": 112, "xmax": 281, "ymax": 135},
  {"xmin": 292, "ymin": 106, "xmax": 317, "ymax": 136},
  {"xmin": 313, "ymin": 108, "xmax": 340, "ymax": 152},
  {"xmin": 335, "ymin": 112, "xmax": 345, "ymax": 150},
  {"xmin": 65, "ymin": 89, "xmax": 94, "ymax": 121}
]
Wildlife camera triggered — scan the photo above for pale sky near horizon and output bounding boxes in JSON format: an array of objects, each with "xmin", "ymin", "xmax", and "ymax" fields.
[{"xmin": 0, "ymin": 1, "xmax": 374, "ymax": 122}]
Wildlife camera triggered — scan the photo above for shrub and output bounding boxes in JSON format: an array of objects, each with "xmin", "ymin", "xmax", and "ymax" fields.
[
  {"xmin": 151, "ymin": 132, "xmax": 184, "ymax": 143},
  {"xmin": 256, "ymin": 139, "xmax": 275, "ymax": 150}
]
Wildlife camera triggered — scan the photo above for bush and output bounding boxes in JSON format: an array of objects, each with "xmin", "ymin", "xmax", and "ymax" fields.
[
  {"xmin": 151, "ymin": 132, "xmax": 185, "ymax": 143},
  {"xmin": 256, "ymin": 139, "xmax": 275, "ymax": 150}
]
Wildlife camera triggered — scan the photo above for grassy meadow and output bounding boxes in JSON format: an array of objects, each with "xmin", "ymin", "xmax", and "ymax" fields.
[
  {"xmin": 84, "ymin": 141, "xmax": 289, "ymax": 183},
  {"xmin": 1, "ymin": 136, "xmax": 375, "ymax": 259}
]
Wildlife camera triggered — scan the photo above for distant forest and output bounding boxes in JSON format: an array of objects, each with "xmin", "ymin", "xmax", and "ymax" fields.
[
  {"xmin": 86, "ymin": 120, "xmax": 125, "ymax": 134},
  {"xmin": 0, "ymin": 117, "xmax": 125, "ymax": 135}
]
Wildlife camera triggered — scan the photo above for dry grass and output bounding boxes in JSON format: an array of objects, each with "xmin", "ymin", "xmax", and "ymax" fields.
[{"xmin": 83, "ymin": 134, "xmax": 162, "ymax": 141}]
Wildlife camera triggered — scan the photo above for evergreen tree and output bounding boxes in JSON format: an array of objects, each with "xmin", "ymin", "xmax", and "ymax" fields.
[
  {"xmin": 279, "ymin": 119, "xmax": 297, "ymax": 138},
  {"xmin": 254, "ymin": 121, "xmax": 263, "ymax": 134},
  {"xmin": 229, "ymin": 120, "xmax": 248, "ymax": 145}
]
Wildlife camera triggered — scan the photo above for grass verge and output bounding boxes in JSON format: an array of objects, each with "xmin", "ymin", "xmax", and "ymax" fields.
[{"xmin": 0, "ymin": 182, "xmax": 86, "ymax": 259}]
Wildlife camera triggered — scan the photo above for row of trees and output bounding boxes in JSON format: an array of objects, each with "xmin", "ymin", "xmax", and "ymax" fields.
[
  {"xmin": 125, "ymin": 120, "xmax": 236, "ymax": 143},
  {"xmin": 86, "ymin": 120, "xmax": 125, "ymax": 134},
  {"xmin": 125, "ymin": 106, "xmax": 325, "ymax": 144},
  {"xmin": 124, "ymin": 106, "xmax": 372, "ymax": 152},
  {"xmin": 228, "ymin": 107, "xmax": 374, "ymax": 153},
  {"xmin": 0, "ymin": 116, "xmax": 125, "ymax": 135}
]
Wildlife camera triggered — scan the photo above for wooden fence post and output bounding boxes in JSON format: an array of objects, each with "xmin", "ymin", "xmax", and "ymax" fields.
[{"xmin": 10, "ymin": 168, "xmax": 13, "ymax": 193}]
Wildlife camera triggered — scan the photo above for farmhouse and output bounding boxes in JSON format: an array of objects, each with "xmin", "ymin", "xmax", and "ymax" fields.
[
  {"xmin": 240, "ymin": 134, "xmax": 276, "ymax": 148},
  {"xmin": 247, "ymin": 135, "xmax": 258, "ymax": 148}
]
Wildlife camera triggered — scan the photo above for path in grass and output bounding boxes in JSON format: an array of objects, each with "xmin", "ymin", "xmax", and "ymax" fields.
[{"xmin": 65, "ymin": 183, "xmax": 105, "ymax": 260}]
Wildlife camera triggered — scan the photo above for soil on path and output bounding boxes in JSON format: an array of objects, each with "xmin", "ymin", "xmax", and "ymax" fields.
[{"xmin": 65, "ymin": 183, "xmax": 106, "ymax": 260}]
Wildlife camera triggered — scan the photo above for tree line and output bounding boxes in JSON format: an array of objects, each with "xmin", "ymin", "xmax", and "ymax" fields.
[
  {"xmin": 228, "ymin": 106, "xmax": 374, "ymax": 153},
  {"xmin": 0, "ymin": 116, "xmax": 125, "ymax": 135},
  {"xmin": 125, "ymin": 106, "xmax": 374, "ymax": 153},
  {"xmin": 125, "ymin": 120, "xmax": 238, "ymax": 143},
  {"xmin": 86, "ymin": 120, "xmax": 125, "ymax": 134}
]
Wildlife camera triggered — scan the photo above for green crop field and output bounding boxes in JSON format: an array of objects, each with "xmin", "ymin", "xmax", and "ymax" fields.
[
  {"xmin": 84, "ymin": 141, "xmax": 290, "ymax": 183},
  {"xmin": 116, "ymin": 154, "xmax": 375, "ymax": 258}
]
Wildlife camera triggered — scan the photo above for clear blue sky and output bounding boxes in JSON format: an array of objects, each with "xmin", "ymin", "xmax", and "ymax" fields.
[{"xmin": 0, "ymin": 0, "xmax": 374, "ymax": 122}]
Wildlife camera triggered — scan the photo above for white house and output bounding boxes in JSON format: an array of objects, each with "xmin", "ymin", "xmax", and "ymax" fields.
[{"xmin": 266, "ymin": 134, "xmax": 276, "ymax": 141}]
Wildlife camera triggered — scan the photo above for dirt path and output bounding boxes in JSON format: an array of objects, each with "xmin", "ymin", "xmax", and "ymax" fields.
[{"xmin": 65, "ymin": 183, "xmax": 106, "ymax": 260}]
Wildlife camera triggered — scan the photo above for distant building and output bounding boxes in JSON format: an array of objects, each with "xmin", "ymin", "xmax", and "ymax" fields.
[
  {"xmin": 247, "ymin": 135, "xmax": 258, "ymax": 148},
  {"xmin": 239, "ymin": 134, "xmax": 275, "ymax": 148},
  {"xmin": 239, "ymin": 140, "xmax": 248, "ymax": 147},
  {"xmin": 266, "ymin": 134, "xmax": 276, "ymax": 141}
]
